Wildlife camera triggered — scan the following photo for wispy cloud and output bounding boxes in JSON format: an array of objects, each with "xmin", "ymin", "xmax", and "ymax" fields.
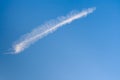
[{"xmin": 11, "ymin": 7, "xmax": 96, "ymax": 54}]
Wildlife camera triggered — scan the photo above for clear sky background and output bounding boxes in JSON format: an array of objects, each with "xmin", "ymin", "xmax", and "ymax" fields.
[{"xmin": 0, "ymin": 0, "xmax": 120, "ymax": 80}]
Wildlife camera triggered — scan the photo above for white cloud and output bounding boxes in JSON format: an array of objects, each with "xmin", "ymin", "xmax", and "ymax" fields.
[{"xmin": 12, "ymin": 7, "xmax": 96, "ymax": 54}]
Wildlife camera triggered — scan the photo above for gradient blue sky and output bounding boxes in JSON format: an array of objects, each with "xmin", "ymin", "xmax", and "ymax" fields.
[{"xmin": 0, "ymin": 0, "xmax": 120, "ymax": 80}]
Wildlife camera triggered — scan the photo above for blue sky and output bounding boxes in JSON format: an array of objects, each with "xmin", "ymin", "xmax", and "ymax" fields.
[{"xmin": 0, "ymin": 0, "xmax": 120, "ymax": 80}]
